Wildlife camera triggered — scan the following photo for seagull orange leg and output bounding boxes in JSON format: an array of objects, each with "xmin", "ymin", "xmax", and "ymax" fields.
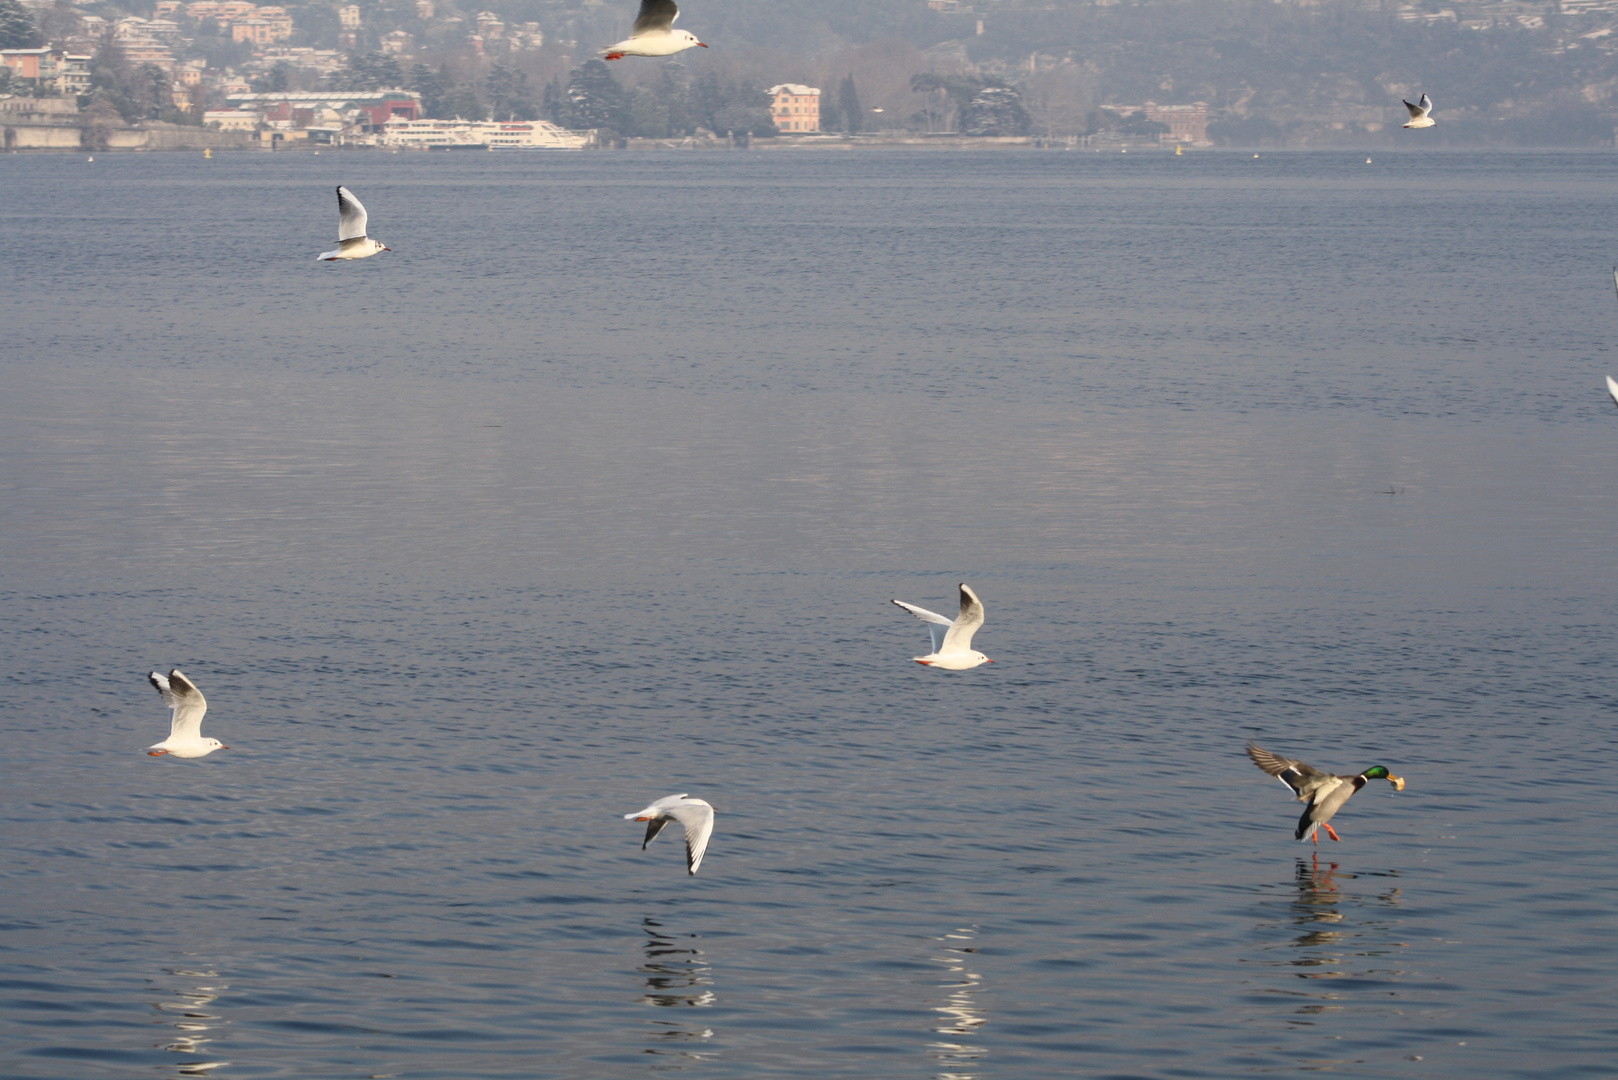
[
  {"xmin": 604, "ymin": 52, "xmax": 624, "ymax": 60},
  {"xmin": 147, "ymin": 750, "xmax": 167, "ymax": 756}
]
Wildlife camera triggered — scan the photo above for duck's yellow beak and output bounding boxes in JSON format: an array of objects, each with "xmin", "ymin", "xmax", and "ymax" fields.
[{"xmin": 1389, "ymin": 775, "xmax": 1406, "ymax": 791}]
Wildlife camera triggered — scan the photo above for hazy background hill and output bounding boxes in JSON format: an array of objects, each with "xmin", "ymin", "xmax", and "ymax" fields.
[
  {"xmin": 349, "ymin": 0, "xmax": 1618, "ymax": 144},
  {"xmin": 23, "ymin": 0, "xmax": 1618, "ymax": 143}
]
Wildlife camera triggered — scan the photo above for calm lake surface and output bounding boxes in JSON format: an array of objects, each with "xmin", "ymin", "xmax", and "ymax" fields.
[{"xmin": 1, "ymin": 147, "xmax": 1615, "ymax": 1079}]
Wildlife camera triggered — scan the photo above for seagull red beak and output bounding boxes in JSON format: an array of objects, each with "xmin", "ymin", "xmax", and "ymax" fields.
[
  {"xmin": 634, "ymin": 815, "xmax": 652, "ymax": 821},
  {"xmin": 985, "ymin": 658, "xmax": 994, "ymax": 663},
  {"xmin": 915, "ymin": 659, "xmax": 932, "ymax": 665},
  {"xmin": 697, "ymin": 40, "xmax": 708, "ymax": 47},
  {"xmin": 220, "ymin": 745, "xmax": 229, "ymax": 750}
]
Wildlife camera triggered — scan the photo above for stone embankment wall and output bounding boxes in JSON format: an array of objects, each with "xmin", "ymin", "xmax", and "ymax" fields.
[{"xmin": 1, "ymin": 102, "xmax": 259, "ymax": 151}]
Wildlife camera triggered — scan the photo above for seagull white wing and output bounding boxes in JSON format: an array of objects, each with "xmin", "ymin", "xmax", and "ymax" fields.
[
  {"xmin": 892, "ymin": 599, "xmax": 953, "ymax": 653},
  {"xmin": 1606, "ymin": 374, "xmax": 1618, "ymax": 407},
  {"xmin": 632, "ymin": 0, "xmax": 679, "ymax": 35},
  {"xmin": 336, "ymin": 185, "xmax": 368, "ymax": 241},
  {"xmin": 1403, "ymin": 98, "xmax": 1425, "ymax": 120},
  {"xmin": 665, "ymin": 799, "xmax": 714, "ymax": 875},
  {"xmin": 1419, "ymin": 93, "xmax": 1433, "ymax": 115},
  {"xmin": 1611, "ymin": 265, "xmax": 1617, "ymax": 303},
  {"xmin": 150, "ymin": 669, "xmax": 207, "ymax": 741},
  {"xmin": 939, "ymin": 583, "xmax": 985, "ymax": 653}
]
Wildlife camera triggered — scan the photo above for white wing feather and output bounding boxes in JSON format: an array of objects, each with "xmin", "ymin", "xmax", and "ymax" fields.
[
  {"xmin": 336, "ymin": 186, "xmax": 368, "ymax": 241},
  {"xmin": 891, "ymin": 599, "xmax": 953, "ymax": 652},
  {"xmin": 150, "ymin": 669, "xmax": 208, "ymax": 741},
  {"xmin": 939, "ymin": 583, "xmax": 985, "ymax": 653}
]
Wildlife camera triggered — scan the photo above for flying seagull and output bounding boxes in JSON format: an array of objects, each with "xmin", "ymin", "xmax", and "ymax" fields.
[
  {"xmin": 1246, "ymin": 744, "xmax": 1404, "ymax": 843},
  {"xmin": 624, "ymin": 794, "xmax": 714, "ymax": 875},
  {"xmin": 318, "ymin": 186, "xmax": 390, "ymax": 261},
  {"xmin": 891, "ymin": 583, "xmax": 993, "ymax": 670},
  {"xmin": 146, "ymin": 669, "xmax": 228, "ymax": 758},
  {"xmin": 603, "ymin": 0, "xmax": 707, "ymax": 60},
  {"xmin": 1606, "ymin": 374, "xmax": 1618, "ymax": 408},
  {"xmin": 1402, "ymin": 93, "xmax": 1435, "ymax": 129}
]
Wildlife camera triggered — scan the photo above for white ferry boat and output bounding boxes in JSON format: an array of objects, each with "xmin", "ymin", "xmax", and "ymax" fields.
[{"xmin": 379, "ymin": 118, "xmax": 591, "ymax": 150}]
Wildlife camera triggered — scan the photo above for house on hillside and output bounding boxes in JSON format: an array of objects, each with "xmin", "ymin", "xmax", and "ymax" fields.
[{"xmin": 770, "ymin": 83, "xmax": 820, "ymax": 132}]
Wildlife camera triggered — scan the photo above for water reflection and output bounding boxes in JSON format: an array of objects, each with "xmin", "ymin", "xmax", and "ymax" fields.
[
  {"xmin": 1250, "ymin": 855, "xmax": 1406, "ymax": 1024},
  {"xmin": 148, "ymin": 960, "xmax": 229, "ymax": 1076},
  {"xmin": 637, "ymin": 917, "xmax": 715, "ymax": 1067},
  {"xmin": 927, "ymin": 927, "xmax": 988, "ymax": 1080}
]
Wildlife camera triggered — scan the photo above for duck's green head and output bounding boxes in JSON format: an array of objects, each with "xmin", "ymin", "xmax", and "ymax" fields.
[{"xmin": 1363, "ymin": 765, "xmax": 1405, "ymax": 791}]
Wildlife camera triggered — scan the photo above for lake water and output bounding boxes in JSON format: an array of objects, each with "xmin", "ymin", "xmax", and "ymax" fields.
[{"xmin": 1, "ymin": 147, "xmax": 1615, "ymax": 1079}]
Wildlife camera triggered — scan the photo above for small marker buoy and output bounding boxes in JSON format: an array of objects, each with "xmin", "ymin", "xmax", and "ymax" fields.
[
  {"xmin": 1253, "ymin": 153, "xmax": 1260, "ymax": 158},
  {"xmin": 87, "ymin": 155, "xmax": 94, "ymax": 162},
  {"xmin": 1366, "ymin": 157, "xmax": 1373, "ymax": 163}
]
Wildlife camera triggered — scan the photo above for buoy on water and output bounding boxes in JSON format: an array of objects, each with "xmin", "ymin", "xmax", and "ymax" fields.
[
  {"xmin": 204, "ymin": 147, "xmax": 212, "ymax": 158},
  {"xmin": 1366, "ymin": 157, "xmax": 1373, "ymax": 164},
  {"xmin": 1175, "ymin": 145, "xmax": 1183, "ymax": 155},
  {"xmin": 87, "ymin": 155, "xmax": 94, "ymax": 162}
]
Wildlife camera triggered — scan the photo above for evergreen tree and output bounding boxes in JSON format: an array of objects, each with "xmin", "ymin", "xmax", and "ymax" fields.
[
  {"xmin": 438, "ymin": 83, "xmax": 488, "ymax": 121},
  {"xmin": 556, "ymin": 60, "xmax": 629, "ymax": 134},
  {"xmin": 337, "ymin": 51, "xmax": 404, "ymax": 92},
  {"xmin": 959, "ymin": 84, "xmax": 1032, "ymax": 136},
  {"xmin": 409, "ymin": 63, "xmax": 449, "ymax": 118},
  {"xmin": 485, "ymin": 64, "xmax": 536, "ymax": 120},
  {"xmin": 690, "ymin": 72, "xmax": 775, "ymax": 137},
  {"xmin": 819, "ymin": 91, "xmax": 841, "ymax": 135},
  {"xmin": 130, "ymin": 62, "xmax": 172, "ymax": 120},
  {"xmin": 838, "ymin": 75, "xmax": 862, "ymax": 134},
  {"xmin": 0, "ymin": 0, "xmax": 44, "ymax": 49}
]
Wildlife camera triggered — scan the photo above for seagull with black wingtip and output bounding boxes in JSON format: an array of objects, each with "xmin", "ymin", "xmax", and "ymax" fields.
[
  {"xmin": 1402, "ymin": 93, "xmax": 1435, "ymax": 129},
  {"xmin": 146, "ymin": 669, "xmax": 229, "ymax": 759},
  {"xmin": 602, "ymin": 0, "xmax": 707, "ymax": 60},
  {"xmin": 891, "ymin": 583, "xmax": 993, "ymax": 670},
  {"xmin": 318, "ymin": 185, "xmax": 390, "ymax": 262},
  {"xmin": 624, "ymin": 794, "xmax": 715, "ymax": 875}
]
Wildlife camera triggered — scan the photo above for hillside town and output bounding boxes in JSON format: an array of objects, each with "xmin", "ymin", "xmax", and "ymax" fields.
[{"xmin": 9, "ymin": 0, "xmax": 1618, "ymax": 149}]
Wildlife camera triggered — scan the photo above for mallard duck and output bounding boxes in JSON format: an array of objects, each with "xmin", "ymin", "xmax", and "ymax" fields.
[{"xmin": 1247, "ymin": 743, "xmax": 1404, "ymax": 843}]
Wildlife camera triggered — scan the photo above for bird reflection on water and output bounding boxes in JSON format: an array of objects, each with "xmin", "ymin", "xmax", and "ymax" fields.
[
  {"xmin": 1250, "ymin": 855, "xmax": 1406, "ymax": 1026},
  {"xmin": 637, "ymin": 917, "xmax": 716, "ymax": 1066},
  {"xmin": 927, "ymin": 927, "xmax": 988, "ymax": 1080},
  {"xmin": 148, "ymin": 962, "xmax": 229, "ymax": 1075}
]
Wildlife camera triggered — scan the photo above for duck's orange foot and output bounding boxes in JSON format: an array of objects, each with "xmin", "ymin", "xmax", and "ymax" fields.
[{"xmin": 1323, "ymin": 823, "xmax": 1341, "ymax": 842}]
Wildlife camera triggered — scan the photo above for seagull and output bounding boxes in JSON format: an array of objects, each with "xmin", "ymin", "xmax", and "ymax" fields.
[
  {"xmin": 146, "ymin": 669, "xmax": 228, "ymax": 758},
  {"xmin": 318, "ymin": 186, "xmax": 389, "ymax": 261},
  {"xmin": 891, "ymin": 583, "xmax": 992, "ymax": 670},
  {"xmin": 1246, "ymin": 744, "xmax": 1404, "ymax": 844},
  {"xmin": 1606, "ymin": 374, "xmax": 1618, "ymax": 408},
  {"xmin": 624, "ymin": 794, "xmax": 714, "ymax": 875},
  {"xmin": 1402, "ymin": 93, "xmax": 1435, "ymax": 129},
  {"xmin": 603, "ymin": 0, "xmax": 707, "ymax": 60}
]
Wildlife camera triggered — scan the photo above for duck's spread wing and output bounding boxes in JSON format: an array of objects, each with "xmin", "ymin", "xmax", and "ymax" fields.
[
  {"xmin": 668, "ymin": 800, "xmax": 714, "ymax": 875},
  {"xmin": 151, "ymin": 669, "xmax": 208, "ymax": 740},
  {"xmin": 336, "ymin": 185, "xmax": 368, "ymax": 241},
  {"xmin": 939, "ymin": 583, "xmax": 985, "ymax": 653},
  {"xmin": 633, "ymin": 0, "xmax": 679, "ymax": 35},
  {"xmin": 1246, "ymin": 743, "xmax": 1324, "ymax": 798},
  {"xmin": 893, "ymin": 599, "xmax": 953, "ymax": 653}
]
